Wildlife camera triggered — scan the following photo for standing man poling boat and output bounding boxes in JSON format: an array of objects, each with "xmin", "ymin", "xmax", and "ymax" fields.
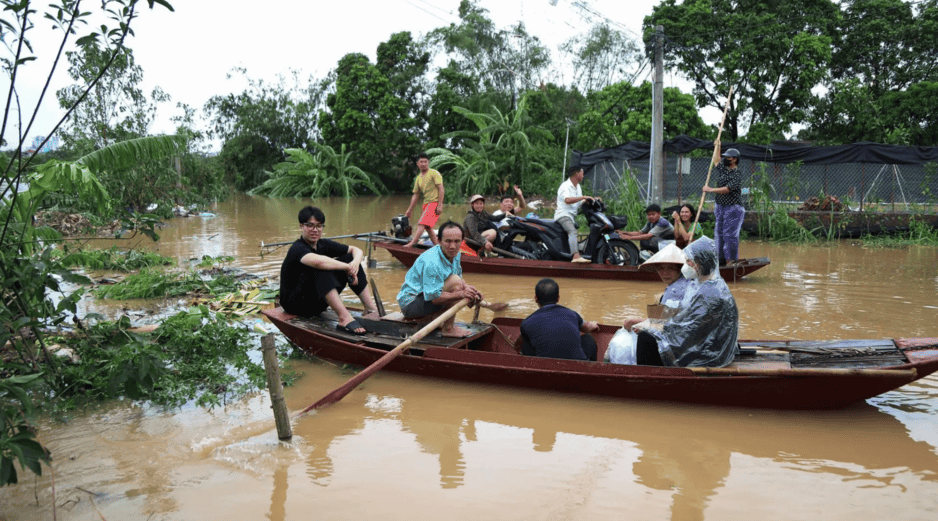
[
  {"xmin": 279, "ymin": 206, "xmax": 378, "ymax": 335},
  {"xmin": 396, "ymin": 221, "xmax": 483, "ymax": 338},
  {"xmin": 703, "ymin": 145, "xmax": 745, "ymax": 265},
  {"xmin": 403, "ymin": 152, "xmax": 445, "ymax": 248}
]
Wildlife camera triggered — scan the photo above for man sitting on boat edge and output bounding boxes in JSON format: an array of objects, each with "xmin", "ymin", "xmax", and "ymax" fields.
[
  {"xmin": 396, "ymin": 221, "xmax": 483, "ymax": 338},
  {"xmin": 279, "ymin": 206, "xmax": 378, "ymax": 335},
  {"xmin": 520, "ymin": 278, "xmax": 599, "ymax": 361}
]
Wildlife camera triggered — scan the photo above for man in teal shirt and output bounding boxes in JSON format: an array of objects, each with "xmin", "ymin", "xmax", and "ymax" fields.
[{"xmin": 397, "ymin": 221, "xmax": 483, "ymax": 337}]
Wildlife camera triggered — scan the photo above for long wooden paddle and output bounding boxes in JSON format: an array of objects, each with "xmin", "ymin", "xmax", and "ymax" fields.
[
  {"xmin": 296, "ymin": 298, "xmax": 472, "ymax": 414},
  {"xmin": 691, "ymin": 86, "xmax": 734, "ymax": 241},
  {"xmin": 464, "ymin": 237, "xmax": 524, "ymax": 259}
]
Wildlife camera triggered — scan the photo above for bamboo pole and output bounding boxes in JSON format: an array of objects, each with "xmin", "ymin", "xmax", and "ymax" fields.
[
  {"xmin": 261, "ymin": 333, "xmax": 292, "ymax": 440},
  {"xmin": 691, "ymin": 86, "xmax": 734, "ymax": 241}
]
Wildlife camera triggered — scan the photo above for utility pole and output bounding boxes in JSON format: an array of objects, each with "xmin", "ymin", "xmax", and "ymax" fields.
[{"xmin": 651, "ymin": 25, "xmax": 665, "ymax": 205}]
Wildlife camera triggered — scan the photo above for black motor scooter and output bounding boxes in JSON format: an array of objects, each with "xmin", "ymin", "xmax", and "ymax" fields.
[{"xmin": 497, "ymin": 199, "xmax": 640, "ymax": 266}]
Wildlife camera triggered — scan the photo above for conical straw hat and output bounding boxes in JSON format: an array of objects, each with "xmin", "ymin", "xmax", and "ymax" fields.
[{"xmin": 640, "ymin": 243, "xmax": 687, "ymax": 271}]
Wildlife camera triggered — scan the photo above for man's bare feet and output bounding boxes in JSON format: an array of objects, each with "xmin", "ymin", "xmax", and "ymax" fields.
[
  {"xmin": 441, "ymin": 326, "xmax": 473, "ymax": 338},
  {"xmin": 483, "ymin": 302, "xmax": 508, "ymax": 312}
]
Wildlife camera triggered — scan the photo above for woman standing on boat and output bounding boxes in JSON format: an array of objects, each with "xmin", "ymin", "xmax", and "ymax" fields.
[
  {"xmin": 702, "ymin": 144, "xmax": 744, "ymax": 265},
  {"xmin": 627, "ymin": 237, "xmax": 739, "ymax": 367}
]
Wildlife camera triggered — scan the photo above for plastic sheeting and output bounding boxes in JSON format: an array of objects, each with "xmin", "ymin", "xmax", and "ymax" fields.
[
  {"xmin": 645, "ymin": 237, "xmax": 740, "ymax": 368},
  {"xmin": 572, "ymin": 135, "xmax": 938, "ymax": 172}
]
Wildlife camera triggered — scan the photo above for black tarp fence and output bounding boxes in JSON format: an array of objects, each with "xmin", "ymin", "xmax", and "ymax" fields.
[{"xmin": 572, "ymin": 136, "xmax": 938, "ymax": 210}]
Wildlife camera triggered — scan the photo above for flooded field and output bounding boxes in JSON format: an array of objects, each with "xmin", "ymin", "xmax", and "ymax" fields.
[{"xmin": 2, "ymin": 193, "xmax": 937, "ymax": 520}]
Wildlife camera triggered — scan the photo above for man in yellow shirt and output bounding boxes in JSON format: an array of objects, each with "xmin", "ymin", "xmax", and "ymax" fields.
[{"xmin": 403, "ymin": 152, "xmax": 445, "ymax": 248}]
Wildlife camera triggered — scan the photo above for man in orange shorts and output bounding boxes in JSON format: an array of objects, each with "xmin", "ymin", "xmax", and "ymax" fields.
[{"xmin": 403, "ymin": 152, "xmax": 444, "ymax": 248}]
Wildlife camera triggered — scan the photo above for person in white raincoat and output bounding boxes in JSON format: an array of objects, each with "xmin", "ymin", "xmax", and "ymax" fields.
[{"xmin": 631, "ymin": 237, "xmax": 739, "ymax": 367}]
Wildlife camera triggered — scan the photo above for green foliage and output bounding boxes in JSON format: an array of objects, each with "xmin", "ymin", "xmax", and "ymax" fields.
[
  {"xmin": 218, "ymin": 133, "xmax": 283, "ymax": 192},
  {"xmin": 646, "ymin": 0, "xmax": 837, "ymax": 140},
  {"xmin": 0, "ymin": 374, "xmax": 50, "ymax": 486},
  {"xmin": 319, "ymin": 49, "xmax": 426, "ymax": 191},
  {"xmin": 577, "ymin": 82, "xmax": 710, "ymax": 150},
  {"xmin": 604, "ymin": 171, "xmax": 647, "ymax": 233},
  {"xmin": 93, "ymin": 268, "xmax": 241, "ymax": 300},
  {"xmin": 52, "ymin": 309, "xmax": 265, "ymax": 409},
  {"xmin": 861, "ymin": 217, "xmax": 938, "ymax": 247},
  {"xmin": 56, "ymin": 246, "xmax": 174, "ymax": 271},
  {"xmin": 1, "ymin": 0, "xmax": 175, "ymax": 485},
  {"xmin": 206, "ymin": 67, "xmax": 327, "ymax": 191},
  {"xmin": 749, "ymin": 163, "xmax": 817, "ymax": 242},
  {"xmin": 250, "ymin": 144, "xmax": 386, "ymax": 198},
  {"xmin": 430, "ymin": 97, "xmax": 551, "ymax": 198},
  {"xmin": 195, "ymin": 255, "xmax": 234, "ymax": 268},
  {"xmin": 56, "ymin": 43, "xmax": 170, "ymax": 152},
  {"xmin": 560, "ymin": 23, "xmax": 643, "ymax": 93},
  {"xmin": 426, "ymin": 0, "xmax": 550, "ymax": 110}
]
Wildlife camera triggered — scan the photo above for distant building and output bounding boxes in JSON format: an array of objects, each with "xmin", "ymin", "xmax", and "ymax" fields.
[{"xmin": 25, "ymin": 135, "xmax": 60, "ymax": 154}]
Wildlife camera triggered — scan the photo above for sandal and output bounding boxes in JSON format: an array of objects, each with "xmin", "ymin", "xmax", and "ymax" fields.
[{"xmin": 336, "ymin": 319, "xmax": 368, "ymax": 336}]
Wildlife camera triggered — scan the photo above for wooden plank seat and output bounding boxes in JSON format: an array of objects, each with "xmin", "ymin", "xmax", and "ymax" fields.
[{"xmin": 287, "ymin": 310, "xmax": 491, "ymax": 352}]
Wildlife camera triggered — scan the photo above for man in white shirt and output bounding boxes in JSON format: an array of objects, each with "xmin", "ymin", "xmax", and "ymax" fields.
[{"xmin": 554, "ymin": 165, "xmax": 596, "ymax": 263}]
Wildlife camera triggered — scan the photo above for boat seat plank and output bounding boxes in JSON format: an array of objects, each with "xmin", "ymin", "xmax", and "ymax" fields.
[
  {"xmin": 286, "ymin": 313, "xmax": 492, "ymax": 349},
  {"xmin": 739, "ymin": 339, "xmax": 896, "ymax": 351},
  {"xmin": 790, "ymin": 352, "xmax": 909, "ymax": 369}
]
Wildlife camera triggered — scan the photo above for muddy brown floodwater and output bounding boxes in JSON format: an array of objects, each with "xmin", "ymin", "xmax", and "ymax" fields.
[{"xmin": 3, "ymin": 193, "xmax": 937, "ymax": 520}]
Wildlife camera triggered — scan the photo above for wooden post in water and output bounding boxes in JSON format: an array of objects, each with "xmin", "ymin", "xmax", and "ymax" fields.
[{"xmin": 261, "ymin": 333, "xmax": 293, "ymax": 440}]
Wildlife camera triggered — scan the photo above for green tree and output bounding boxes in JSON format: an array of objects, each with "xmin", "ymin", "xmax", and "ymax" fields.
[
  {"xmin": 426, "ymin": 0, "xmax": 551, "ymax": 111},
  {"xmin": 205, "ymin": 67, "xmax": 328, "ymax": 191},
  {"xmin": 560, "ymin": 23, "xmax": 644, "ymax": 94},
  {"xmin": 645, "ymin": 0, "xmax": 839, "ymax": 140},
  {"xmin": 319, "ymin": 52, "xmax": 421, "ymax": 191},
  {"xmin": 429, "ymin": 95, "xmax": 551, "ymax": 197},
  {"xmin": 56, "ymin": 43, "xmax": 170, "ymax": 154},
  {"xmin": 576, "ymin": 82, "xmax": 709, "ymax": 150},
  {"xmin": 250, "ymin": 144, "xmax": 386, "ymax": 198},
  {"xmin": 1, "ymin": 0, "xmax": 174, "ymax": 486},
  {"xmin": 802, "ymin": 0, "xmax": 938, "ymax": 145}
]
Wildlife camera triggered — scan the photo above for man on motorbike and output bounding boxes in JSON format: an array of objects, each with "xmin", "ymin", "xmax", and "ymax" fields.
[{"xmin": 555, "ymin": 165, "xmax": 597, "ymax": 263}]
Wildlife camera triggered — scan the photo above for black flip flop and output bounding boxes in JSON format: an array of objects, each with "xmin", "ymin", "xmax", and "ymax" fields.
[{"xmin": 336, "ymin": 319, "xmax": 368, "ymax": 336}]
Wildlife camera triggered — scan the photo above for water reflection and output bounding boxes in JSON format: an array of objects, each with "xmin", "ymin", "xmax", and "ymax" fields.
[{"xmin": 285, "ymin": 370, "xmax": 938, "ymax": 520}]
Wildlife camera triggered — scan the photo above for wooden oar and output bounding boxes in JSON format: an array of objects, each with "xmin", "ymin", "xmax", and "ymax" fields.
[
  {"xmin": 296, "ymin": 299, "xmax": 472, "ymax": 414},
  {"xmin": 463, "ymin": 238, "xmax": 524, "ymax": 259},
  {"xmin": 262, "ymin": 231, "xmax": 385, "ymax": 250},
  {"xmin": 691, "ymin": 86, "xmax": 734, "ymax": 241}
]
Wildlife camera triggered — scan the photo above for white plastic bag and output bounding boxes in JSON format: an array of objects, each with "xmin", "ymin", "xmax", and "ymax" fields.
[{"xmin": 604, "ymin": 327, "xmax": 638, "ymax": 365}]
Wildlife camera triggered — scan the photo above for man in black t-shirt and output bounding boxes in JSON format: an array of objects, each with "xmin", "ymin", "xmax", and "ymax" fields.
[{"xmin": 279, "ymin": 206, "xmax": 378, "ymax": 335}]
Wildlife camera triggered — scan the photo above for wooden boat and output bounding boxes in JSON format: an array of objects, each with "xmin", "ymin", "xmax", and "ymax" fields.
[
  {"xmin": 374, "ymin": 240, "xmax": 770, "ymax": 282},
  {"xmin": 263, "ymin": 307, "xmax": 938, "ymax": 410}
]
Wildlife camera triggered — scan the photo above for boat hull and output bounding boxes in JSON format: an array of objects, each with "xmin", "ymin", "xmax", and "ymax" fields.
[
  {"xmin": 263, "ymin": 308, "xmax": 938, "ymax": 410},
  {"xmin": 375, "ymin": 241, "xmax": 770, "ymax": 282}
]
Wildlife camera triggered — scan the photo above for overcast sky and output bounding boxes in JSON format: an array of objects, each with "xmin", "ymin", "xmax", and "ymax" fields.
[{"xmin": 8, "ymin": 0, "xmax": 679, "ymax": 151}]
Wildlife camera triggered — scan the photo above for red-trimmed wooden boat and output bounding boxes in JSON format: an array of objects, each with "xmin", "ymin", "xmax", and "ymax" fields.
[
  {"xmin": 374, "ymin": 241, "xmax": 770, "ymax": 282},
  {"xmin": 263, "ymin": 307, "xmax": 938, "ymax": 409}
]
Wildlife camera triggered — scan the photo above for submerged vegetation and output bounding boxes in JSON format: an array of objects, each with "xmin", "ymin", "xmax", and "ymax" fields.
[
  {"xmin": 56, "ymin": 247, "xmax": 175, "ymax": 271},
  {"xmin": 49, "ymin": 309, "xmax": 268, "ymax": 411}
]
